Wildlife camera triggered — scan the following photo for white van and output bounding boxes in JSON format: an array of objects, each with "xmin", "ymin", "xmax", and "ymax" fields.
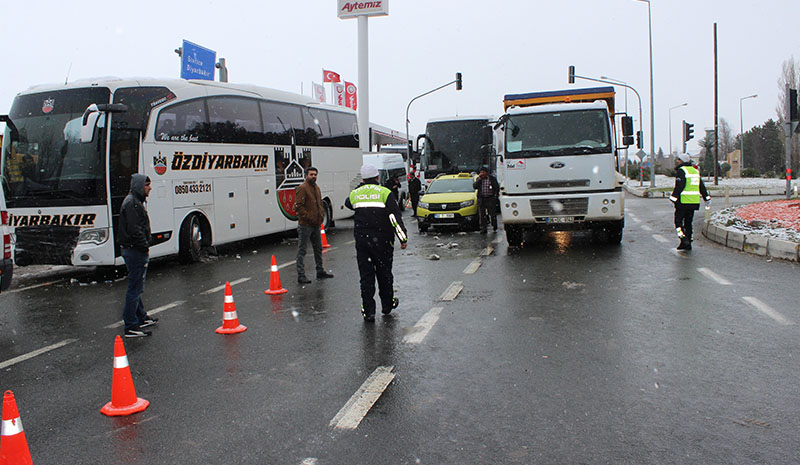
[{"xmin": 362, "ymin": 153, "xmax": 409, "ymax": 209}]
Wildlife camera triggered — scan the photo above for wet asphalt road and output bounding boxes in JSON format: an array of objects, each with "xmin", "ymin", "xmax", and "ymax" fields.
[{"xmin": 1, "ymin": 194, "xmax": 799, "ymax": 464}]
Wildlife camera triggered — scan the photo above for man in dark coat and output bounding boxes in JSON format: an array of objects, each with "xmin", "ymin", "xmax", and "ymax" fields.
[
  {"xmin": 118, "ymin": 174, "xmax": 157, "ymax": 337},
  {"xmin": 670, "ymin": 153, "xmax": 711, "ymax": 250},
  {"xmin": 472, "ymin": 167, "xmax": 500, "ymax": 233},
  {"xmin": 294, "ymin": 167, "xmax": 334, "ymax": 284}
]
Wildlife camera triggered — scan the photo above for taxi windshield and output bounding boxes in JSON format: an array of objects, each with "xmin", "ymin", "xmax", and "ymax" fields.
[{"xmin": 426, "ymin": 178, "xmax": 474, "ymax": 194}]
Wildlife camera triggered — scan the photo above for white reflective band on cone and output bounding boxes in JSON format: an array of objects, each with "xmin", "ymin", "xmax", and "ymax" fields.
[
  {"xmin": 1, "ymin": 417, "xmax": 24, "ymax": 436},
  {"xmin": 223, "ymin": 311, "xmax": 238, "ymax": 320},
  {"xmin": 271, "ymin": 265, "xmax": 278, "ymax": 272},
  {"xmin": 114, "ymin": 355, "xmax": 130, "ymax": 369},
  {"xmin": 224, "ymin": 295, "xmax": 234, "ymax": 303}
]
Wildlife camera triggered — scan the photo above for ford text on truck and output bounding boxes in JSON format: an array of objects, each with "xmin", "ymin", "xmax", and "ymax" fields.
[{"xmin": 495, "ymin": 87, "xmax": 631, "ymax": 246}]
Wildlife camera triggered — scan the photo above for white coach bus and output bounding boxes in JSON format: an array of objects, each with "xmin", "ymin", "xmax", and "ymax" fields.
[{"xmin": 0, "ymin": 77, "xmax": 362, "ymax": 267}]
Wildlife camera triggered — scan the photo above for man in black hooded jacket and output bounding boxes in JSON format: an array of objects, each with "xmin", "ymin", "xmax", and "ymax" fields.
[{"xmin": 118, "ymin": 174, "xmax": 157, "ymax": 337}]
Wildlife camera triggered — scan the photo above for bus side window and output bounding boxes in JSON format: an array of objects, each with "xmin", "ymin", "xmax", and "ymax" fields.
[
  {"xmin": 156, "ymin": 99, "xmax": 207, "ymax": 142},
  {"xmin": 297, "ymin": 108, "xmax": 322, "ymax": 146},
  {"xmin": 207, "ymin": 97, "xmax": 262, "ymax": 144},
  {"xmin": 261, "ymin": 101, "xmax": 303, "ymax": 146},
  {"xmin": 326, "ymin": 110, "xmax": 359, "ymax": 148}
]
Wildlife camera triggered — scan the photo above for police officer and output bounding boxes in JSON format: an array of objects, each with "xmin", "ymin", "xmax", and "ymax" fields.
[
  {"xmin": 345, "ymin": 164, "xmax": 408, "ymax": 322},
  {"xmin": 670, "ymin": 153, "xmax": 710, "ymax": 250}
]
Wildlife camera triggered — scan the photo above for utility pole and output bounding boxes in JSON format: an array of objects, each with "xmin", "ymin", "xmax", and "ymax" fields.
[{"xmin": 713, "ymin": 23, "xmax": 719, "ymax": 185}]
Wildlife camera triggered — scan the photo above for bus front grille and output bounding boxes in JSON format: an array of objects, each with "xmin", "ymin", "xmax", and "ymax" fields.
[
  {"xmin": 530, "ymin": 198, "xmax": 589, "ymax": 216},
  {"xmin": 14, "ymin": 226, "xmax": 80, "ymax": 266}
]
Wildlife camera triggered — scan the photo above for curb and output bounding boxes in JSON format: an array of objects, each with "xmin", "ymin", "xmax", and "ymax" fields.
[
  {"xmin": 623, "ymin": 184, "xmax": 786, "ymax": 198},
  {"xmin": 702, "ymin": 220, "xmax": 800, "ymax": 262}
]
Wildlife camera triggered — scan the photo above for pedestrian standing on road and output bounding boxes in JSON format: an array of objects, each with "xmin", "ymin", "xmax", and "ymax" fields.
[
  {"xmin": 408, "ymin": 169, "xmax": 422, "ymax": 217},
  {"xmin": 383, "ymin": 174, "xmax": 402, "ymax": 210},
  {"xmin": 295, "ymin": 167, "xmax": 334, "ymax": 284},
  {"xmin": 119, "ymin": 174, "xmax": 158, "ymax": 338},
  {"xmin": 670, "ymin": 153, "xmax": 711, "ymax": 250},
  {"xmin": 345, "ymin": 164, "xmax": 408, "ymax": 322},
  {"xmin": 473, "ymin": 167, "xmax": 499, "ymax": 233}
]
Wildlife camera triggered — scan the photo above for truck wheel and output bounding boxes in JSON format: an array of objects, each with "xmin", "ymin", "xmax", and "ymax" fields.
[
  {"xmin": 178, "ymin": 214, "xmax": 203, "ymax": 264},
  {"xmin": 505, "ymin": 225, "xmax": 523, "ymax": 247}
]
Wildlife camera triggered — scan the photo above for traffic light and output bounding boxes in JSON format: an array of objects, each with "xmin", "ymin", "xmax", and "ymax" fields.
[
  {"xmin": 790, "ymin": 88, "xmax": 798, "ymax": 122},
  {"xmin": 568, "ymin": 65, "xmax": 575, "ymax": 84},
  {"xmin": 683, "ymin": 121, "xmax": 694, "ymax": 142},
  {"xmin": 636, "ymin": 130, "xmax": 643, "ymax": 149},
  {"xmin": 455, "ymin": 72, "xmax": 462, "ymax": 91},
  {"xmin": 621, "ymin": 116, "xmax": 634, "ymax": 146}
]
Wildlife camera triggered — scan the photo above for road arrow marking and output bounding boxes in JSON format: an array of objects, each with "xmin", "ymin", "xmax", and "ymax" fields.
[{"xmin": 330, "ymin": 366, "xmax": 396, "ymax": 430}]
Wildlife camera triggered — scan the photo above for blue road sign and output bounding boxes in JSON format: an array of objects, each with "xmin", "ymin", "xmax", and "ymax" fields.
[{"xmin": 181, "ymin": 40, "xmax": 215, "ymax": 81}]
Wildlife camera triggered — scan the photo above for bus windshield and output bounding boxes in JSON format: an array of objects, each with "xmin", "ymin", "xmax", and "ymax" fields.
[
  {"xmin": 2, "ymin": 88, "xmax": 111, "ymax": 208},
  {"xmin": 505, "ymin": 109, "xmax": 611, "ymax": 158},
  {"xmin": 420, "ymin": 119, "xmax": 492, "ymax": 177}
]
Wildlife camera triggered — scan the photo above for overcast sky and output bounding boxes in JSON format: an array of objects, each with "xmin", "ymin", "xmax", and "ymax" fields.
[{"xmin": 3, "ymin": 0, "xmax": 798, "ymax": 155}]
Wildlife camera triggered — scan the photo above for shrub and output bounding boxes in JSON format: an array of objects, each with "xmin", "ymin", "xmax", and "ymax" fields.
[{"xmin": 741, "ymin": 168, "xmax": 761, "ymax": 178}]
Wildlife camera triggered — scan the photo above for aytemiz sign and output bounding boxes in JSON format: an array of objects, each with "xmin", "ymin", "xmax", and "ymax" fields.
[
  {"xmin": 181, "ymin": 40, "xmax": 216, "ymax": 81},
  {"xmin": 337, "ymin": 0, "xmax": 388, "ymax": 18}
]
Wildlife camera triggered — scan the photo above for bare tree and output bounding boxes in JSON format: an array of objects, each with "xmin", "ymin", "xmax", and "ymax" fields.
[{"xmin": 718, "ymin": 117, "xmax": 736, "ymax": 160}]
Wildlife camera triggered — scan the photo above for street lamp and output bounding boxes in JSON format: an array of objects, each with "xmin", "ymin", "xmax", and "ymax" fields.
[
  {"xmin": 405, "ymin": 73, "xmax": 463, "ymax": 166},
  {"xmin": 739, "ymin": 94, "xmax": 757, "ymax": 170},
  {"xmin": 635, "ymin": 0, "xmax": 656, "ymax": 188},
  {"xmin": 669, "ymin": 103, "xmax": 688, "ymax": 156},
  {"xmin": 601, "ymin": 75, "xmax": 630, "ymax": 180}
]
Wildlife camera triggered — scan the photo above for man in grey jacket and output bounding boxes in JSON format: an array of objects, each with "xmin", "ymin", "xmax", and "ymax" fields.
[{"xmin": 118, "ymin": 174, "xmax": 158, "ymax": 337}]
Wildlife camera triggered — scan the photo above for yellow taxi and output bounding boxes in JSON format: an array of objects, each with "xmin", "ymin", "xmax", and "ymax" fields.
[{"xmin": 417, "ymin": 173, "xmax": 479, "ymax": 233}]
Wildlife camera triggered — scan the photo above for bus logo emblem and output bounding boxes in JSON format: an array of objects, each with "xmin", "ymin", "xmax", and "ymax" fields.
[
  {"xmin": 274, "ymin": 146, "xmax": 312, "ymax": 221},
  {"xmin": 42, "ymin": 98, "xmax": 55, "ymax": 114},
  {"xmin": 153, "ymin": 156, "xmax": 168, "ymax": 175}
]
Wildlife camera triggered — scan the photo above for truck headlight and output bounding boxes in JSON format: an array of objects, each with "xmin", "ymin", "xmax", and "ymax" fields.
[
  {"xmin": 459, "ymin": 199, "xmax": 475, "ymax": 208},
  {"xmin": 78, "ymin": 228, "xmax": 109, "ymax": 244},
  {"xmin": 419, "ymin": 201, "xmax": 429, "ymax": 209}
]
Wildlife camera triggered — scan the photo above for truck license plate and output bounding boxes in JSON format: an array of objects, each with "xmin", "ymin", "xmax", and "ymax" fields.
[
  {"xmin": 435, "ymin": 213, "xmax": 455, "ymax": 219},
  {"xmin": 546, "ymin": 216, "xmax": 574, "ymax": 223}
]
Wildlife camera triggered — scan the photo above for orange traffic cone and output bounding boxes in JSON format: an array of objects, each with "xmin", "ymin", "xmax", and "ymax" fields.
[
  {"xmin": 264, "ymin": 255, "xmax": 288, "ymax": 295},
  {"xmin": 1, "ymin": 390, "xmax": 33, "ymax": 465},
  {"xmin": 217, "ymin": 282, "xmax": 247, "ymax": 334},
  {"xmin": 320, "ymin": 224, "xmax": 331, "ymax": 249},
  {"xmin": 100, "ymin": 336, "xmax": 149, "ymax": 416}
]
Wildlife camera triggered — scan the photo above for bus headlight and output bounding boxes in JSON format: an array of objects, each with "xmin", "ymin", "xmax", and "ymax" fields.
[
  {"xmin": 78, "ymin": 228, "xmax": 109, "ymax": 245},
  {"xmin": 459, "ymin": 199, "xmax": 474, "ymax": 208}
]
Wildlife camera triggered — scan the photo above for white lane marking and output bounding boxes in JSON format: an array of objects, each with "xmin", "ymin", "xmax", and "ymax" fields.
[
  {"xmin": 671, "ymin": 249, "xmax": 689, "ymax": 259},
  {"xmin": 346, "ymin": 240, "xmax": 356, "ymax": 245},
  {"xmin": 742, "ymin": 297, "xmax": 793, "ymax": 326},
  {"xmin": 403, "ymin": 307, "xmax": 443, "ymax": 344},
  {"xmin": 463, "ymin": 258, "xmax": 482, "ymax": 274},
  {"xmin": 641, "ymin": 225, "xmax": 653, "ymax": 232},
  {"xmin": 0, "ymin": 339, "xmax": 78, "ymax": 370},
  {"xmin": 201, "ymin": 277, "xmax": 252, "ymax": 295},
  {"xmin": 301, "ymin": 459, "xmax": 318, "ymax": 465},
  {"xmin": 440, "ymin": 281, "xmax": 464, "ymax": 301},
  {"xmin": 330, "ymin": 366, "xmax": 396, "ymax": 430},
  {"xmin": 652, "ymin": 234, "xmax": 670, "ymax": 244},
  {"xmin": 697, "ymin": 267, "xmax": 732, "ymax": 285},
  {"xmin": 480, "ymin": 246, "xmax": 494, "ymax": 257},
  {"xmin": 4, "ymin": 280, "xmax": 64, "ymax": 294},
  {"xmin": 492, "ymin": 237, "xmax": 503, "ymax": 245},
  {"xmin": 105, "ymin": 300, "xmax": 187, "ymax": 329},
  {"xmin": 631, "ymin": 217, "xmax": 641, "ymax": 223}
]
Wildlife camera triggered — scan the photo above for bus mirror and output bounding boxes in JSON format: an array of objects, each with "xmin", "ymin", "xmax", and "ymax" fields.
[
  {"xmin": 81, "ymin": 103, "xmax": 128, "ymax": 143},
  {"xmin": 0, "ymin": 115, "xmax": 19, "ymax": 141},
  {"xmin": 621, "ymin": 116, "xmax": 634, "ymax": 137}
]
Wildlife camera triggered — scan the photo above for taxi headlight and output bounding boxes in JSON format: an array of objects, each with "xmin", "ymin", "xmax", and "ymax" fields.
[
  {"xmin": 419, "ymin": 201, "xmax": 429, "ymax": 209},
  {"xmin": 459, "ymin": 199, "xmax": 475, "ymax": 208},
  {"xmin": 78, "ymin": 228, "xmax": 109, "ymax": 244}
]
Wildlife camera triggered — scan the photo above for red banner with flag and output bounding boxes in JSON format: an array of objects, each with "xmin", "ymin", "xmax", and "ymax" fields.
[
  {"xmin": 323, "ymin": 69, "xmax": 341, "ymax": 83},
  {"xmin": 345, "ymin": 81, "xmax": 357, "ymax": 110}
]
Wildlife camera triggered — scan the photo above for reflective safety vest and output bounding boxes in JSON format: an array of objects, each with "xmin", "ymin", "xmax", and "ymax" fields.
[
  {"xmin": 349, "ymin": 184, "xmax": 392, "ymax": 209},
  {"xmin": 679, "ymin": 165, "xmax": 701, "ymax": 204}
]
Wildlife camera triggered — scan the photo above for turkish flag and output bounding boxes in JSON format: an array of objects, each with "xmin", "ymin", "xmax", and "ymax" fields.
[
  {"xmin": 345, "ymin": 81, "xmax": 357, "ymax": 110},
  {"xmin": 323, "ymin": 69, "xmax": 341, "ymax": 83}
]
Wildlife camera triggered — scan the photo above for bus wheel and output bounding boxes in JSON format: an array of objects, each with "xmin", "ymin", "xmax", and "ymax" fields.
[
  {"xmin": 323, "ymin": 200, "xmax": 334, "ymax": 230},
  {"xmin": 178, "ymin": 214, "xmax": 203, "ymax": 263}
]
